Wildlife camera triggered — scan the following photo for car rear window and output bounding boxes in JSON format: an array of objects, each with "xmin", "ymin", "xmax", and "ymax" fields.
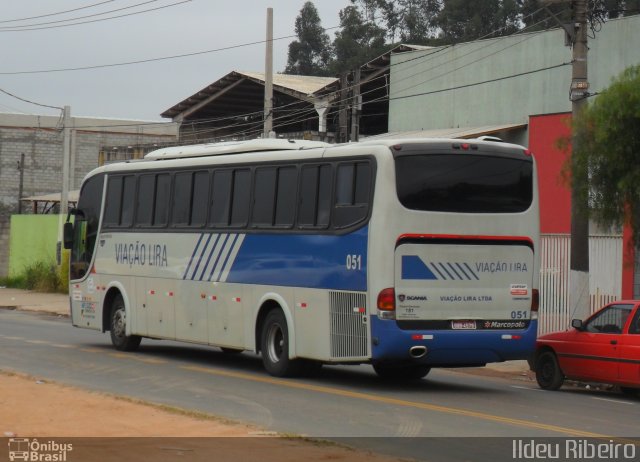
[{"xmin": 395, "ymin": 153, "xmax": 533, "ymax": 213}]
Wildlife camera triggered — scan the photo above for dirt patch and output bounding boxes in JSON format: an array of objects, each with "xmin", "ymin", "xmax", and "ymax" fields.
[{"xmin": 0, "ymin": 371, "xmax": 402, "ymax": 461}]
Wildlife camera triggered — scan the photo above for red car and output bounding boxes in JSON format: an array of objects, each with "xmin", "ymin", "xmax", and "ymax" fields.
[{"xmin": 533, "ymin": 300, "xmax": 640, "ymax": 396}]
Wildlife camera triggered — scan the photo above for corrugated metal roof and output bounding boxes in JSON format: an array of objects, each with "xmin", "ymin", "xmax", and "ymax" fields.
[{"xmin": 237, "ymin": 71, "xmax": 337, "ymax": 96}]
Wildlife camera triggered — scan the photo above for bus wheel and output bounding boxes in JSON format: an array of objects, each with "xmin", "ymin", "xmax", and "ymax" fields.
[
  {"xmin": 260, "ymin": 309, "xmax": 301, "ymax": 377},
  {"xmin": 109, "ymin": 294, "xmax": 141, "ymax": 352},
  {"xmin": 373, "ymin": 364, "xmax": 431, "ymax": 380},
  {"xmin": 535, "ymin": 351, "xmax": 564, "ymax": 390}
]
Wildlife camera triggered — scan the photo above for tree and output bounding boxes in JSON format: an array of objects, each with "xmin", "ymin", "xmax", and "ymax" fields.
[
  {"xmin": 436, "ymin": 0, "xmax": 520, "ymax": 43},
  {"xmin": 570, "ymin": 65, "xmax": 640, "ymax": 244},
  {"xmin": 332, "ymin": 5, "xmax": 388, "ymax": 74},
  {"xmin": 284, "ymin": 2, "xmax": 332, "ymax": 76},
  {"xmin": 349, "ymin": 0, "xmax": 441, "ymax": 44}
]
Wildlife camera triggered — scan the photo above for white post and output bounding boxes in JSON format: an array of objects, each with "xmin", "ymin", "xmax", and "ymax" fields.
[
  {"xmin": 57, "ymin": 105, "xmax": 71, "ymax": 265},
  {"xmin": 263, "ymin": 8, "xmax": 274, "ymax": 138}
]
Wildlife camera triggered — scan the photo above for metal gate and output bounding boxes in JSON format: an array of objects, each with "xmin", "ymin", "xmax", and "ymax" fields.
[{"xmin": 538, "ymin": 234, "xmax": 622, "ymax": 335}]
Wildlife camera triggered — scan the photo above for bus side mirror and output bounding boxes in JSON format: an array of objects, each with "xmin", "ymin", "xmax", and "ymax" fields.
[{"xmin": 63, "ymin": 222, "xmax": 74, "ymax": 250}]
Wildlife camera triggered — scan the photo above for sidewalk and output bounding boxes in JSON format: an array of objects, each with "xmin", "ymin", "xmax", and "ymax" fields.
[
  {"xmin": 0, "ymin": 287, "xmax": 69, "ymax": 316},
  {"xmin": 0, "ymin": 287, "xmax": 532, "ymax": 378}
]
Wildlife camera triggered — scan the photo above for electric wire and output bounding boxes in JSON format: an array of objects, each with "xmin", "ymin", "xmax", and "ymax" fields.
[
  {"xmin": 0, "ymin": 0, "xmax": 191, "ymax": 32},
  {"xmin": 0, "ymin": 0, "xmax": 118, "ymax": 24}
]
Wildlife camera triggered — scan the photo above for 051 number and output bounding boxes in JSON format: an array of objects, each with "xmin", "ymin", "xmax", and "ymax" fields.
[{"xmin": 346, "ymin": 254, "xmax": 362, "ymax": 271}]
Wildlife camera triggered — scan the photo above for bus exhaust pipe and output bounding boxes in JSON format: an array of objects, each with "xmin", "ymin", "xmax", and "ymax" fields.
[{"xmin": 409, "ymin": 346, "xmax": 427, "ymax": 359}]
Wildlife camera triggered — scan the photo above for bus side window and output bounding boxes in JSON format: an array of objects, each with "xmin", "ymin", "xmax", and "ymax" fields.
[
  {"xmin": 172, "ymin": 172, "xmax": 192, "ymax": 226},
  {"xmin": 298, "ymin": 164, "xmax": 331, "ymax": 229},
  {"xmin": 333, "ymin": 161, "xmax": 371, "ymax": 229},
  {"xmin": 190, "ymin": 171, "xmax": 209, "ymax": 227},
  {"xmin": 153, "ymin": 174, "xmax": 171, "ymax": 227}
]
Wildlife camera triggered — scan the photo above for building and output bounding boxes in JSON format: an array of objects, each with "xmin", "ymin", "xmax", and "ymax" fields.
[
  {"xmin": 0, "ymin": 112, "xmax": 178, "ymax": 276},
  {"xmin": 386, "ymin": 14, "xmax": 640, "ymax": 331}
]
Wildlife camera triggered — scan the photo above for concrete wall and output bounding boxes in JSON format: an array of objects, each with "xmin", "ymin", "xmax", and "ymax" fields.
[
  {"xmin": 389, "ymin": 15, "xmax": 640, "ymax": 135},
  {"xmin": 0, "ymin": 113, "xmax": 178, "ymax": 276},
  {"xmin": 8, "ymin": 215, "xmax": 60, "ymax": 277}
]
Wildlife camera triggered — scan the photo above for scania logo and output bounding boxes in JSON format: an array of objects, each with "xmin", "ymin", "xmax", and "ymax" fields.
[{"xmin": 398, "ymin": 294, "xmax": 427, "ymax": 302}]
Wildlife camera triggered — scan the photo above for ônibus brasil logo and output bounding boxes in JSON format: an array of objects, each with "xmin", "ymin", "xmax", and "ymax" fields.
[{"xmin": 7, "ymin": 438, "xmax": 73, "ymax": 462}]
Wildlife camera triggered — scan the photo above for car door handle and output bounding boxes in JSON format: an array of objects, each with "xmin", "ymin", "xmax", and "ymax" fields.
[{"xmin": 610, "ymin": 340, "xmax": 618, "ymax": 345}]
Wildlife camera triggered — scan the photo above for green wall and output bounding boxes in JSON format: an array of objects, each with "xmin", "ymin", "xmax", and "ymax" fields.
[{"xmin": 9, "ymin": 215, "xmax": 61, "ymax": 276}]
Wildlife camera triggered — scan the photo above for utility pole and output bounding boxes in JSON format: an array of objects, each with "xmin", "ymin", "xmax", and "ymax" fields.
[
  {"xmin": 350, "ymin": 69, "xmax": 361, "ymax": 142},
  {"xmin": 17, "ymin": 153, "xmax": 24, "ymax": 214},
  {"xmin": 263, "ymin": 7, "xmax": 274, "ymax": 138},
  {"xmin": 57, "ymin": 105, "xmax": 71, "ymax": 265},
  {"xmin": 569, "ymin": 0, "xmax": 590, "ymax": 321},
  {"xmin": 338, "ymin": 73, "xmax": 349, "ymax": 143}
]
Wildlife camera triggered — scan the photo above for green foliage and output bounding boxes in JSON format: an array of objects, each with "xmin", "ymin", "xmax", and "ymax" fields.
[
  {"xmin": 0, "ymin": 255, "xmax": 69, "ymax": 294},
  {"xmin": 571, "ymin": 64, "xmax": 640, "ymax": 244},
  {"xmin": 284, "ymin": 2, "xmax": 332, "ymax": 76},
  {"xmin": 331, "ymin": 5, "xmax": 388, "ymax": 74},
  {"xmin": 436, "ymin": 0, "xmax": 520, "ymax": 43}
]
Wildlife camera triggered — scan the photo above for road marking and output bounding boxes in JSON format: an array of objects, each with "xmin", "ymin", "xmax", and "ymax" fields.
[
  {"xmin": 3, "ymin": 336, "xmax": 25, "ymax": 341},
  {"xmin": 25, "ymin": 340, "xmax": 50, "ymax": 345},
  {"xmin": 510, "ymin": 385, "xmax": 543, "ymax": 391},
  {"xmin": 51, "ymin": 344, "xmax": 76, "ymax": 349},
  {"xmin": 592, "ymin": 397, "xmax": 635, "ymax": 405},
  {"xmin": 109, "ymin": 352, "xmax": 167, "ymax": 365},
  {"xmin": 181, "ymin": 365, "xmax": 609, "ymax": 438},
  {"xmin": 80, "ymin": 348, "xmax": 104, "ymax": 353}
]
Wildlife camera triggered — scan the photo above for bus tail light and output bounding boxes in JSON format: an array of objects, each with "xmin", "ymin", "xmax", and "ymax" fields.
[
  {"xmin": 531, "ymin": 289, "xmax": 539, "ymax": 320},
  {"xmin": 377, "ymin": 288, "xmax": 396, "ymax": 320}
]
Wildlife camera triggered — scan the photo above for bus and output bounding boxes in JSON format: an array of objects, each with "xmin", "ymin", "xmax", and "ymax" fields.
[{"xmin": 64, "ymin": 137, "xmax": 539, "ymax": 379}]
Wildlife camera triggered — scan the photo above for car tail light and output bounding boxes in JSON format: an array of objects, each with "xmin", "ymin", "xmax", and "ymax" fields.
[
  {"xmin": 377, "ymin": 288, "xmax": 396, "ymax": 320},
  {"xmin": 531, "ymin": 289, "xmax": 539, "ymax": 320}
]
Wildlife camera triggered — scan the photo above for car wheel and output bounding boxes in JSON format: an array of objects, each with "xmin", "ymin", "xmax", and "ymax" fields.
[
  {"xmin": 109, "ymin": 294, "xmax": 141, "ymax": 352},
  {"xmin": 535, "ymin": 351, "xmax": 564, "ymax": 390},
  {"xmin": 620, "ymin": 387, "xmax": 639, "ymax": 398}
]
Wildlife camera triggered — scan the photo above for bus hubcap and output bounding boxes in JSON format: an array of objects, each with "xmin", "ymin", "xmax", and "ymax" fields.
[{"xmin": 266, "ymin": 324, "xmax": 284, "ymax": 364}]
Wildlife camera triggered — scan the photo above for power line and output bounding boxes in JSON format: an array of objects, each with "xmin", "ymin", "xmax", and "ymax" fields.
[
  {"xmin": 0, "ymin": 0, "xmax": 191, "ymax": 32},
  {"xmin": 0, "ymin": 87, "xmax": 63, "ymax": 111},
  {"xmin": 0, "ymin": 0, "xmax": 118, "ymax": 24}
]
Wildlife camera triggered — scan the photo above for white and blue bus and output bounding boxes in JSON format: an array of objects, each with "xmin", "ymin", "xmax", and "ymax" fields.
[{"xmin": 65, "ymin": 137, "xmax": 539, "ymax": 379}]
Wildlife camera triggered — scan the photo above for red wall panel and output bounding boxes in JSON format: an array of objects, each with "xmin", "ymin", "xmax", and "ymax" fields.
[{"xmin": 529, "ymin": 113, "xmax": 572, "ymax": 234}]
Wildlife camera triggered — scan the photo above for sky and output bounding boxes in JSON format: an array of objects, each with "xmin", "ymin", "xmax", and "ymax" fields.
[{"xmin": 0, "ymin": 0, "xmax": 352, "ymax": 121}]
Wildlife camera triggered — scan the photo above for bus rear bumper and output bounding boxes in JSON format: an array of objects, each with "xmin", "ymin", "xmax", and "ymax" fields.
[{"xmin": 370, "ymin": 316, "xmax": 537, "ymax": 366}]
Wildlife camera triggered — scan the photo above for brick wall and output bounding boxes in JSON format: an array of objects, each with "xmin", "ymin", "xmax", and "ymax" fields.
[{"xmin": 0, "ymin": 119, "xmax": 176, "ymax": 276}]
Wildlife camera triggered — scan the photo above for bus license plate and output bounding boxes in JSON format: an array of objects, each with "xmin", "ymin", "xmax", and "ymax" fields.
[{"xmin": 451, "ymin": 320, "xmax": 476, "ymax": 330}]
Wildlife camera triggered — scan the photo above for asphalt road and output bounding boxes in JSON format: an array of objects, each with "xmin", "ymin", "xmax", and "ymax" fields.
[{"xmin": 1, "ymin": 309, "xmax": 638, "ymax": 461}]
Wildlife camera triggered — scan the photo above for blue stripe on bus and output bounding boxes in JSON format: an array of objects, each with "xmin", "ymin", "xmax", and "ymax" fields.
[
  {"xmin": 199, "ymin": 234, "xmax": 221, "ymax": 281},
  {"xmin": 208, "ymin": 234, "xmax": 230, "ymax": 282},
  {"xmin": 401, "ymin": 255, "xmax": 438, "ymax": 280},
  {"xmin": 226, "ymin": 226, "xmax": 368, "ymax": 291},
  {"xmin": 183, "ymin": 233, "xmax": 205, "ymax": 279},
  {"xmin": 191, "ymin": 233, "xmax": 212, "ymax": 280}
]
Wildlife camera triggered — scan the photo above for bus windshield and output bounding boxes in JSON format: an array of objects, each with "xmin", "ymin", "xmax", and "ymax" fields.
[{"xmin": 395, "ymin": 153, "xmax": 533, "ymax": 213}]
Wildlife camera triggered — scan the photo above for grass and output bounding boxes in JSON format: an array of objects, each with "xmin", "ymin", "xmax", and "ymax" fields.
[{"xmin": 0, "ymin": 255, "xmax": 69, "ymax": 294}]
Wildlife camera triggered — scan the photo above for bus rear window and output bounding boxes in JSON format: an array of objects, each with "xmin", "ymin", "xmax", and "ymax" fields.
[{"xmin": 395, "ymin": 154, "xmax": 533, "ymax": 213}]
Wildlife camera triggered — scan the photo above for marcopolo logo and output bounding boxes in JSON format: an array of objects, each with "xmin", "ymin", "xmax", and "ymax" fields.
[{"xmin": 8, "ymin": 438, "xmax": 73, "ymax": 462}]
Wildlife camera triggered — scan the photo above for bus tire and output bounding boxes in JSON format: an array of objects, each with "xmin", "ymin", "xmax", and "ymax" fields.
[
  {"xmin": 535, "ymin": 351, "xmax": 564, "ymax": 390},
  {"xmin": 260, "ymin": 309, "xmax": 302, "ymax": 377},
  {"xmin": 373, "ymin": 364, "xmax": 431, "ymax": 380},
  {"xmin": 109, "ymin": 294, "xmax": 141, "ymax": 352}
]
